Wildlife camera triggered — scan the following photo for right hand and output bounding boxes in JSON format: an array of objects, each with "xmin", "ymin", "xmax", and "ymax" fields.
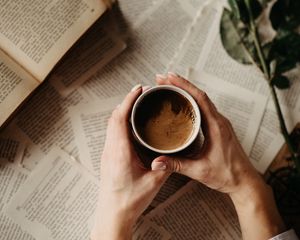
[
  {"xmin": 153, "ymin": 72, "xmax": 264, "ymax": 195},
  {"xmin": 154, "ymin": 72, "xmax": 286, "ymax": 240}
]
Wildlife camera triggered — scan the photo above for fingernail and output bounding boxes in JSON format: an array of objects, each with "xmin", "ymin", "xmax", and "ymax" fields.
[
  {"xmin": 131, "ymin": 84, "xmax": 142, "ymax": 92},
  {"xmin": 152, "ymin": 161, "xmax": 167, "ymax": 171},
  {"xmin": 156, "ymin": 74, "xmax": 167, "ymax": 80},
  {"xmin": 168, "ymin": 72, "xmax": 179, "ymax": 77},
  {"xmin": 116, "ymin": 104, "xmax": 120, "ymax": 109}
]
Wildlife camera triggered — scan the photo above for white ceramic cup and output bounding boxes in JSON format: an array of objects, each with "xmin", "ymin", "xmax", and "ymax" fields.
[{"xmin": 131, "ymin": 85, "xmax": 201, "ymax": 154}]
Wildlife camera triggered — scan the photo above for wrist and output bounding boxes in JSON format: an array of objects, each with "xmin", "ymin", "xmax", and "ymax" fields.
[
  {"xmin": 229, "ymin": 177, "xmax": 286, "ymax": 239},
  {"xmin": 91, "ymin": 207, "xmax": 135, "ymax": 240}
]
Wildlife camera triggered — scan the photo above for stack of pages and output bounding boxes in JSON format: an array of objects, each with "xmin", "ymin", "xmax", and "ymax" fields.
[{"xmin": 1, "ymin": 0, "xmax": 300, "ymax": 239}]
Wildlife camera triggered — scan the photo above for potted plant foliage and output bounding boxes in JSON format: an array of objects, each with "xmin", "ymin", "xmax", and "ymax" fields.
[{"xmin": 220, "ymin": 0, "xmax": 300, "ymax": 216}]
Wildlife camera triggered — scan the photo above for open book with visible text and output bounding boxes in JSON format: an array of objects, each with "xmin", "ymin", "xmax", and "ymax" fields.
[{"xmin": 0, "ymin": 0, "xmax": 120, "ymax": 127}]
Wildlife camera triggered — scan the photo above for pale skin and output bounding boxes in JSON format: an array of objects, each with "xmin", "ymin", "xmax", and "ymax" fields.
[{"xmin": 91, "ymin": 73, "xmax": 286, "ymax": 240}]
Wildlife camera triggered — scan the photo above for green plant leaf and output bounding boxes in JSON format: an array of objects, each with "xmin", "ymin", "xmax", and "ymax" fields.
[
  {"xmin": 271, "ymin": 32, "xmax": 300, "ymax": 62},
  {"xmin": 220, "ymin": 8, "xmax": 255, "ymax": 64},
  {"xmin": 270, "ymin": 0, "xmax": 300, "ymax": 31},
  {"xmin": 228, "ymin": 0, "xmax": 262, "ymax": 24},
  {"xmin": 271, "ymin": 75, "xmax": 290, "ymax": 89},
  {"xmin": 249, "ymin": 0, "xmax": 263, "ymax": 19},
  {"xmin": 270, "ymin": 0, "xmax": 286, "ymax": 30},
  {"xmin": 228, "ymin": 0, "xmax": 241, "ymax": 19},
  {"xmin": 235, "ymin": 0, "xmax": 249, "ymax": 23},
  {"xmin": 276, "ymin": 58, "xmax": 297, "ymax": 74}
]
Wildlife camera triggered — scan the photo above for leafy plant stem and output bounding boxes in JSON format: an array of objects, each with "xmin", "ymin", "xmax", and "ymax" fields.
[
  {"xmin": 270, "ymin": 85, "xmax": 300, "ymax": 173},
  {"xmin": 245, "ymin": 0, "xmax": 300, "ymax": 174}
]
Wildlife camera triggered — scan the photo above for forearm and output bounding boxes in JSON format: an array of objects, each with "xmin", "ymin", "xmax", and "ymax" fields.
[
  {"xmin": 91, "ymin": 207, "xmax": 134, "ymax": 240},
  {"xmin": 91, "ymin": 219, "xmax": 133, "ymax": 240},
  {"xmin": 91, "ymin": 224, "xmax": 132, "ymax": 240},
  {"xmin": 230, "ymin": 177, "xmax": 286, "ymax": 240}
]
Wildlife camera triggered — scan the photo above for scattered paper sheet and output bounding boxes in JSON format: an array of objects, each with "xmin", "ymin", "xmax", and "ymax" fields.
[
  {"xmin": 0, "ymin": 147, "xmax": 33, "ymax": 239},
  {"xmin": 250, "ymin": 69, "xmax": 300, "ymax": 172},
  {"xmin": 5, "ymin": 147, "xmax": 171, "ymax": 240},
  {"xmin": 147, "ymin": 181, "xmax": 241, "ymax": 240},
  {"xmin": 168, "ymin": 0, "xmax": 222, "ymax": 77},
  {"xmin": 82, "ymin": 0, "xmax": 210, "ymax": 100},
  {"xmin": 49, "ymin": 15, "xmax": 126, "ymax": 96},
  {"xmin": 69, "ymin": 96, "xmax": 122, "ymax": 176},
  {"xmin": 189, "ymin": 70, "xmax": 268, "ymax": 156}
]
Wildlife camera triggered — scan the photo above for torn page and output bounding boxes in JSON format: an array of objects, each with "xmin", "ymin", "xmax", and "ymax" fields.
[
  {"xmin": 10, "ymin": 82, "xmax": 89, "ymax": 170},
  {"xmin": 168, "ymin": 0, "xmax": 222, "ymax": 77},
  {"xmin": 189, "ymin": 70, "xmax": 268, "ymax": 155},
  {"xmin": 5, "ymin": 147, "xmax": 171, "ymax": 240},
  {"xmin": 82, "ymin": 0, "xmax": 209, "ymax": 100},
  {"xmin": 147, "ymin": 181, "xmax": 241, "ymax": 240},
  {"xmin": 69, "ymin": 96, "xmax": 122, "ymax": 176}
]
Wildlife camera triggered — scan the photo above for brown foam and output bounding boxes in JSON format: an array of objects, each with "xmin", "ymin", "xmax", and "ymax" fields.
[{"xmin": 135, "ymin": 90, "xmax": 195, "ymax": 150}]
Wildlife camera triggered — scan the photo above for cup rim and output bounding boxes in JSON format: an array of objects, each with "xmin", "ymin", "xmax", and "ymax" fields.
[{"xmin": 131, "ymin": 85, "xmax": 201, "ymax": 154}]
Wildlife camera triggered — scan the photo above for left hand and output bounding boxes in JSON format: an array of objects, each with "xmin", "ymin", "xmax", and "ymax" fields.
[{"xmin": 91, "ymin": 85, "xmax": 170, "ymax": 240}]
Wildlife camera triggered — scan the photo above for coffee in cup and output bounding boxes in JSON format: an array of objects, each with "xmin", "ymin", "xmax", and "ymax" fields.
[{"xmin": 131, "ymin": 85, "xmax": 201, "ymax": 154}]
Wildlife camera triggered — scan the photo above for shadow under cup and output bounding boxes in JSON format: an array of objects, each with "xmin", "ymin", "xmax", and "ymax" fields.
[{"xmin": 131, "ymin": 85, "xmax": 201, "ymax": 155}]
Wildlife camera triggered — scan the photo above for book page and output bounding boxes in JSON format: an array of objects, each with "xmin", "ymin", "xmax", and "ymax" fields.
[
  {"xmin": 111, "ymin": 0, "xmax": 158, "ymax": 38},
  {"xmin": 69, "ymin": 97, "xmax": 122, "ymax": 177},
  {"xmin": 189, "ymin": 70, "xmax": 268, "ymax": 155},
  {"xmin": 0, "ymin": 0, "xmax": 107, "ymax": 81},
  {"xmin": 49, "ymin": 15, "xmax": 126, "ymax": 96},
  {"xmin": 0, "ymin": 146, "xmax": 33, "ymax": 240},
  {"xmin": 168, "ymin": 0, "xmax": 222, "ymax": 77},
  {"xmin": 147, "ymin": 181, "xmax": 241, "ymax": 240},
  {"xmin": 0, "ymin": 50, "xmax": 39, "ymax": 127},
  {"xmin": 81, "ymin": 0, "xmax": 209, "ymax": 100},
  {"xmin": 0, "ymin": 137, "xmax": 25, "ymax": 165},
  {"xmin": 5, "ymin": 147, "xmax": 170, "ymax": 240},
  {"xmin": 134, "ymin": 218, "xmax": 171, "ymax": 240},
  {"xmin": 10, "ymin": 82, "xmax": 90, "ymax": 171},
  {"xmin": 149, "ymin": 173, "xmax": 190, "ymax": 209},
  {"xmin": 250, "ymin": 69, "xmax": 300, "ymax": 172},
  {"xmin": 194, "ymin": 3, "xmax": 269, "ymax": 96}
]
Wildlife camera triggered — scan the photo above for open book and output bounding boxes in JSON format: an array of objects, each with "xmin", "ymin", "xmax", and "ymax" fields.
[{"xmin": 0, "ymin": 0, "xmax": 114, "ymax": 127}]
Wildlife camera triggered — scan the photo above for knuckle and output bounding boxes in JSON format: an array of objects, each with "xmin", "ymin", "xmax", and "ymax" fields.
[
  {"xmin": 181, "ymin": 77, "xmax": 190, "ymax": 85},
  {"xmin": 196, "ymin": 90, "xmax": 209, "ymax": 102},
  {"xmin": 169, "ymin": 158, "xmax": 182, "ymax": 173}
]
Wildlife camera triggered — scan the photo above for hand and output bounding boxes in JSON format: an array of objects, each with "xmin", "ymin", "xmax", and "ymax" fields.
[
  {"xmin": 155, "ymin": 73, "xmax": 286, "ymax": 240},
  {"xmin": 91, "ymin": 85, "xmax": 170, "ymax": 240},
  {"xmin": 155, "ymin": 72, "xmax": 261, "ymax": 194}
]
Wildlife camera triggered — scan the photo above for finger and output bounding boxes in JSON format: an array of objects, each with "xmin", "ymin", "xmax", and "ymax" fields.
[
  {"xmin": 167, "ymin": 72, "xmax": 218, "ymax": 116},
  {"xmin": 119, "ymin": 84, "xmax": 142, "ymax": 119},
  {"xmin": 151, "ymin": 155, "xmax": 208, "ymax": 181},
  {"xmin": 142, "ymin": 85, "xmax": 151, "ymax": 92},
  {"xmin": 156, "ymin": 74, "xmax": 171, "ymax": 85}
]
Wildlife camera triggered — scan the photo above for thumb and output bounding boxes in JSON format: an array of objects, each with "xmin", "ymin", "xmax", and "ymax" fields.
[
  {"xmin": 151, "ymin": 155, "xmax": 185, "ymax": 173},
  {"xmin": 151, "ymin": 155, "xmax": 202, "ymax": 180}
]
